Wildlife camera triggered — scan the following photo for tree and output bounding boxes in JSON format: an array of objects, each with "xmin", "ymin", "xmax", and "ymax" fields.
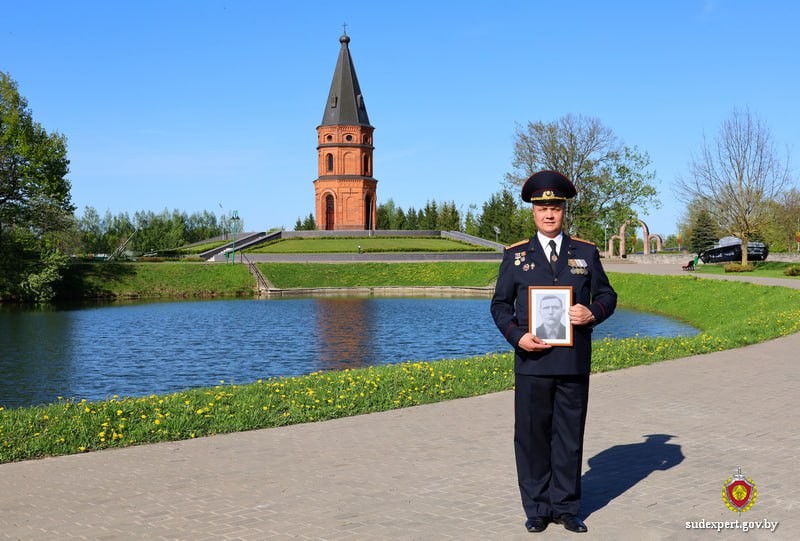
[
  {"xmin": 476, "ymin": 189, "xmax": 533, "ymax": 245},
  {"xmin": 761, "ymin": 188, "xmax": 800, "ymax": 252},
  {"xmin": 79, "ymin": 206, "xmax": 104, "ymax": 254},
  {"xmin": 464, "ymin": 204, "xmax": 480, "ymax": 237},
  {"xmin": 294, "ymin": 213, "xmax": 316, "ymax": 231},
  {"xmin": 405, "ymin": 207, "xmax": 419, "ymax": 230},
  {"xmin": 377, "ymin": 199, "xmax": 460, "ymax": 231},
  {"xmin": 394, "ymin": 208, "xmax": 407, "ymax": 230},
  {"xmin": 1, "ymin": 72, "xmax": 73, "ymax": 301},
  {"xmin": 376, "ymin": 199, "xmax": 404, "ymax": 230},
  {"xmin": 419, "ymin": 200, "xmax": 439, "ymax": 230},
  {"xmin": 677, "ymin": 108, "xmax": 791, "ymax": 265},
  {"xmin": 505, "ymin": 113, "xmax": 660, "ymax": 242},
  {"xmin": 685, "ymin": 203, "xmax": 720, "ymax": 255},
  {"xmin": 185, "ymin": 210, "xmax": 222, "ymax": 243},
  {"xmin": 375, "ymin": 201, "xmax": 392, "ymax": 230},
  {"xmin": 662, "ymin": 234, "xmax": 679, "ymax": 250},
  {"xmin": 438, "ymin": 201, "xmax": 462, "ymax": 231}
]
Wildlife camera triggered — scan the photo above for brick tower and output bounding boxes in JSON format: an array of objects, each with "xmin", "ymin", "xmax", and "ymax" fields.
[{"xmin": 314, "ymin": 31, "xmax": 377, "ymax": 230}]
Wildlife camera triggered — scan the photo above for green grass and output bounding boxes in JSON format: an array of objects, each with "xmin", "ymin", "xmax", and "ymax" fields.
[
  {"xmin": 249, "ymin": 237, "xmax": 493, "ymax": 253},
  {"xmin": 3, "ymin": 271, "xmax": 800, "ymax": 463},
  {"xmin": 259, "ymin": 262, "xmax": 500, "ymax": 288},
  {"xmin": 58, "ymin": 262, "xmax": 255, "ymax": 299},
  {"xmin": 590, "ymin": 273, "xmax": 800, "ymax": 371},
  {"xmin": 59, "ymin": 261, "xmax": 500, "ymax": 299},
  {"xmin": 695, "ymin": 261, "xmax": 800, "ymax": 278},
  {"xmin": 180, "ymin": 241, "xmax": 227, "ymax": 254}
]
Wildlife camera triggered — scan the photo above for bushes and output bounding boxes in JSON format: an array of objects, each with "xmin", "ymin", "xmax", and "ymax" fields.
[
  {"xmin": 784, "ymin": 265, "xmax": 800, "ymax": 276},
  {"xmin": 724, "ymin": 263, "xmax": 755, "ymax": 273},
  {"xmin": 724, "ymin": 262, "xmax": 800, "ymax": 275}
]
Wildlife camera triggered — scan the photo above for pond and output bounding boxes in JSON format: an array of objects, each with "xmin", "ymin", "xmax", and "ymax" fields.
[{"xmin": 0, "ymin": 297, "xmax": 699, "ymax": 408}]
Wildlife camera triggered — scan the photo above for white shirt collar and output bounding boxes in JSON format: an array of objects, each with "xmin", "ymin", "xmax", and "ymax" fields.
[{"xmin": 536, "ymin": 231, "xmax": 563, "ymax": 256}]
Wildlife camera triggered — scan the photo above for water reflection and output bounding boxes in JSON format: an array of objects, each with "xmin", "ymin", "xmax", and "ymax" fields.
[
  {"xmin": 0, "ymin": 306, "xmax": 77, "ymax": 405},
  {"xmin": 314, "ymin": 298, "xmax": 377, "ymax": 372},
  {"xmin": 0, "ymin": 298, "xmax": 699, "ymax": 409}
]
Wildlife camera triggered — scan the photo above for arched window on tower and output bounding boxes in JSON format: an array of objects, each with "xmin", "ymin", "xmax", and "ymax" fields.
[
  {"xmin": 326, "ymin": 153, "xmax": 334, "ymax": 172},
  {"xmin": 363, "ymin": 154, "xmax": 370, "ymax": 176}
]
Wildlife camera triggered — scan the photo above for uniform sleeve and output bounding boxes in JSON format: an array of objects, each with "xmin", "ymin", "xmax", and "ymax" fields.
[
  {"xmin": 587, "ymin": 248, "xmax": 617, "ymax": 324},
  {"xmin": 490, "ymin": 251, "xmax": 527, "ymax": 347}
]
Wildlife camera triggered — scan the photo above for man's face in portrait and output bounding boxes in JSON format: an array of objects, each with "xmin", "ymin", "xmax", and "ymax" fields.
[
  {"xmin": 540, "ymin": 296, "xmax": 564, "ymax": 327},
  {"xmin": 532, "ymin": 203, "xmax": 564, "ymax": 238}
]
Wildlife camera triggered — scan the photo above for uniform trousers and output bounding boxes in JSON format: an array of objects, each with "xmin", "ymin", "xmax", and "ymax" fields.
[{"xmin": 514, "ymin": 372, "xmax": 590, "ymax": 518}]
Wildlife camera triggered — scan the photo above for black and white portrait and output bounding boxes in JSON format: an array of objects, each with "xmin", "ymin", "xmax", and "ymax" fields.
[{"xmin": 529, "ymin": 286, "xmax": 573, "ymax": 346}]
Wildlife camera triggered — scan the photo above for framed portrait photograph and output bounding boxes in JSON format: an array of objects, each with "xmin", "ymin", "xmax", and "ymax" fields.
[{"xmin": 528, "ymin": 286, "xmax": 574, "ymax": 346}]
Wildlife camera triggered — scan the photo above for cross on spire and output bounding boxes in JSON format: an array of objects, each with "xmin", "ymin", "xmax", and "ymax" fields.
[{"xmin": 342, "ymin": 22, "xmax": 348, "ymax": 35}]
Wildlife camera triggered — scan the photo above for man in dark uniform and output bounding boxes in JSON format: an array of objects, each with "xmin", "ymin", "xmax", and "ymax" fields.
[{"xmin": 490, "ymin": 170, "xmax": 617, "ymax": 534}]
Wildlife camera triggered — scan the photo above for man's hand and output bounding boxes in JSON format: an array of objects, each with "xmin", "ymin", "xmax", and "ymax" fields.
[
  {"xmin": 569, "ymin": 304, "xmax": 596, "ymax": 326},
  {"xmin": 517, "ymin": 332, "xmax": 553, "ymax": 352}
]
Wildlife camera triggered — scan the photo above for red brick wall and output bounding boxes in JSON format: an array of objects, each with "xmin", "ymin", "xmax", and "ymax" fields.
[{"xmin": 314, "ymin": 124, "xmax": 377, "ymax": 230}]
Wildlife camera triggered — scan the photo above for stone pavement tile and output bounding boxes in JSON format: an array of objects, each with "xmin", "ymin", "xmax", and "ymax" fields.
[{"xmin": 579, "ymin": 334, "xmax": 800, "ymax": 540}]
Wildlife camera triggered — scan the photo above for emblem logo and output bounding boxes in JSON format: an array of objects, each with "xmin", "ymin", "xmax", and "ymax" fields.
[{"xmin": 722, "ymin": 467, "xmax": 757, "ymax": 512}]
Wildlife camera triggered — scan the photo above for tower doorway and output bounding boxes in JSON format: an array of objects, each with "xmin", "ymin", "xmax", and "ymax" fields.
[
  {"xmin": 364, "ymin": 195, "xmax": 373, "ymax": 230},
  {"xmin": 325, "ymin": 195, "xmax": 335, "ymax": 230}
]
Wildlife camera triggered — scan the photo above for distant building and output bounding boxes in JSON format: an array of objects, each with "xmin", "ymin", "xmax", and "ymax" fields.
[{"xmin": 314, "ymin": 31, "xmax": 377, "ymax": 230}]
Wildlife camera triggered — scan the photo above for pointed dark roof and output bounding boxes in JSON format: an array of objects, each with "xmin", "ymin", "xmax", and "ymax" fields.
[{"xmin": 321, "ymin": 33, "xmax": 371, "ymax": 127}]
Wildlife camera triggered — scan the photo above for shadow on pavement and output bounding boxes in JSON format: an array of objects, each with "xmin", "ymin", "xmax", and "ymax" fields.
[{"xmin": 581, "ymin": 434, "xmax": 684, "ymax": 518}]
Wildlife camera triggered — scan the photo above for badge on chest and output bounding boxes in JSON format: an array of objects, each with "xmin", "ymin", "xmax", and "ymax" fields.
[
  {"xmin": 514, "ymin": 251, "xmax": 535, "ymax": 272},
  {"xmin": 568, "ymin": 259, "xmax": 588, "ymax": 275}
]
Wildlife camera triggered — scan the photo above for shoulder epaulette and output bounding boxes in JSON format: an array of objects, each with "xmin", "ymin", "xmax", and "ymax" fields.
[
  {"xmin": 505, "ymin": 239, "xmax": 528, "ymax": 250},
  {"xmin": 571, "ymin": 237, "xmax": 596, "ymax": 246}
]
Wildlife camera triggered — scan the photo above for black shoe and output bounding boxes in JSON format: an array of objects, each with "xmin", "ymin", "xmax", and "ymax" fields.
[
  {"xmin": 555, "ymin": 513, "xmax": 587, "ymax": 533},
  {"xmin": 525, "ymin": 516, "xmax": 551, "ymax": 532}
]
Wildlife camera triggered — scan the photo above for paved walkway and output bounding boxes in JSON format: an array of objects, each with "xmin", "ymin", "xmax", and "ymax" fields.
[{"xmin": 2, "ymin": 267, "xmax": 798, "ymax": 540}]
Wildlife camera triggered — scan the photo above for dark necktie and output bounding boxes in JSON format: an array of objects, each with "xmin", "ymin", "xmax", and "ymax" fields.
[{"xmin": 548, "ymin": 240, "xmax": 558, "ymax": 271}]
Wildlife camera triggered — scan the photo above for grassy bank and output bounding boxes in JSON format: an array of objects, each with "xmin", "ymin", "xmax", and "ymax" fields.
[
  {"xmin": 258, "ymin": 262, "xmax": 499, "ymax": 288},
  {"xmin": 57, "ymin": 262, "xmax": 255, "ymax": 300},
  {"xmin": 3, "ymin": 271, "xmax": 800, "ymax": 463},
  {"xmin": 55, "ymin": 261, "xmax": 499, "ymax": 299},
  {"xmin": 695, "ymin": 261, "xmax": 800, "ymax": 279},
  {"xmin": 249, "ymin": 237, "xmax": 494, "ymax": 253}
]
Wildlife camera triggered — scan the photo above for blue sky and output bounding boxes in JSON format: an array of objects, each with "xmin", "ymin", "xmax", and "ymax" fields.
[{"xmin": 3, "ymin": 1, "xmax": 798, "ymax": 239}]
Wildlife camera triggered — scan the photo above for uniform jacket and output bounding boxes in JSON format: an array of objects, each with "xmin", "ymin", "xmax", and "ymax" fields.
[{"xmin": 490, "ymin": 234, "xmax": 617, "ymax": 375}]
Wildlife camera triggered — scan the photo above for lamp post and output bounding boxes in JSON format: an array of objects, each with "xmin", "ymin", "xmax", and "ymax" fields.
[{"xmin": 231, "ymin": 210, "xmax": 240, "ymax": 264}]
